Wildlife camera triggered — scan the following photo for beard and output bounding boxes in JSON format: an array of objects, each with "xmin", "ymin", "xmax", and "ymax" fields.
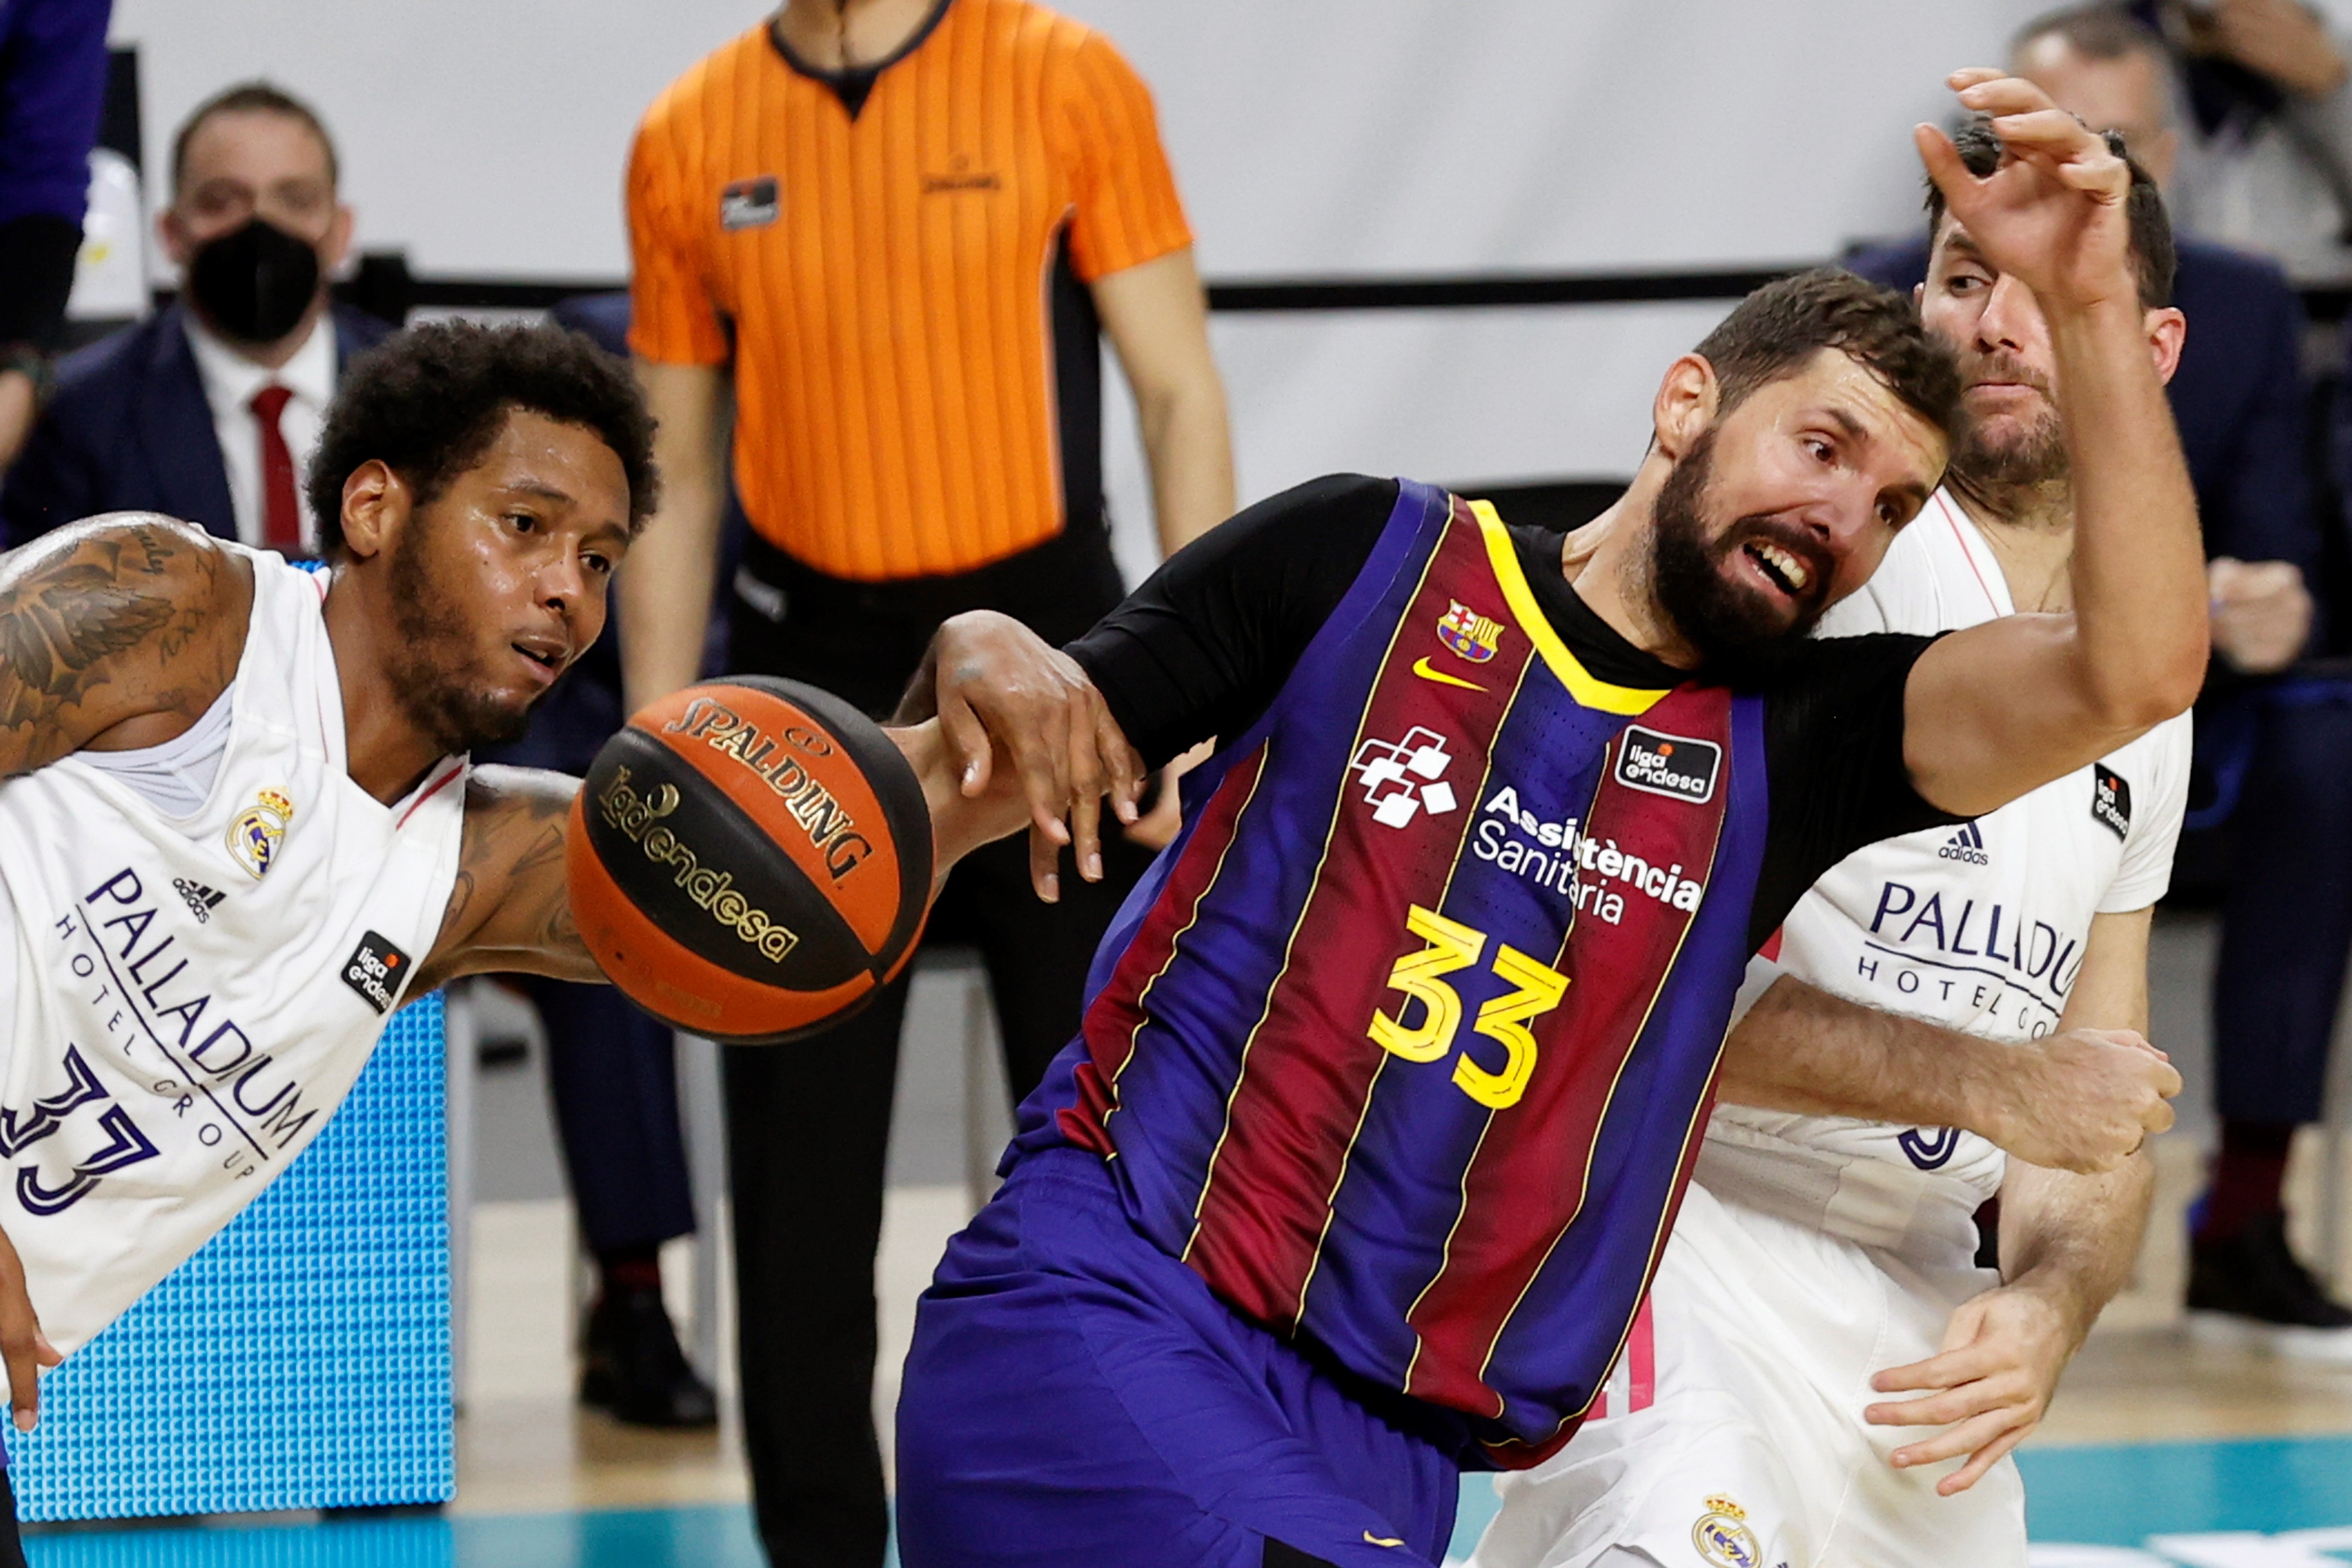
[
  {"xmin": 382, "ymin": 520, "xmax": 535, "ymax": 754},
  {"xmin": 1649, "ymin": 425, "xmax": 1834, "ymax": 679},
  {"xmin": 1951, "ymin": 350, "xmax": 2067, "ymax": 491}
]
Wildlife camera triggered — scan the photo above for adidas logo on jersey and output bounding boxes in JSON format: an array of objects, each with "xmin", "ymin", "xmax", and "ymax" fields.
[
  {"xmin": 1350, "ymin": 727, "xmax": 1458, "ymax": 829},
  {"xmin": 172, "ymin": 877, "xmax": 227, "ymax": 923},
  {"xmin": 1938, "ymin": 821, "xmax": 1990, "ymax": 866}
]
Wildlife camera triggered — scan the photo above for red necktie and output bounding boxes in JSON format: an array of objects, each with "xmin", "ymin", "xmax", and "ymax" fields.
[{"xmin": 249, "ymin": 383, "xmax": 301, "ymax": 553}]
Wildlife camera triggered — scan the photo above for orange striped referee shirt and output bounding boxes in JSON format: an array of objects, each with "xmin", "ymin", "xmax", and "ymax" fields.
[{"xmin": 628, "ymin": 0, "xmax": 1195, "ymax": 582}]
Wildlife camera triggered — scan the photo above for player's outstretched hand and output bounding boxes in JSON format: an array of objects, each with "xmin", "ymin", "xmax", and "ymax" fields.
[
  {"xmin": 1990, "ymin": 1027, "xmax": 2178, "ymax": 1174},
  {"xmin": 895, "ymin": 610, "xmax": 1145, "ymax": 901},
  {"xmin": 1864, "ymin": 1282, "xmax": 2071, "ymax": 1495},
  {"xmin": 0, "ymin": 1219, "xmax": 61, "ymax": 1432},
  {"xmin": 1917, "ymin": 68, "xmax": 2137, "ymax": 313}
]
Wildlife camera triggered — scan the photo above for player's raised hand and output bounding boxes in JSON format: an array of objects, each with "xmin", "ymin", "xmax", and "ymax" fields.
[
  {"xmin": 1988, "ymin": 1026, "xmax": 2178, "ymax": 1174},
  {"xmin": 894, "ymin": 610, "xmax": 1145, "ymax": 901},
  {"xmin": 1916, "ymin": 69, "xmax": 2137, "ymax": 314},
  {"xmin": 1864, "ymin": 1282, "xmax": 2073, "ymax": 1494},
  {"xmin": 0, "ymin": 1219, "xmax": 61, "ymax": 1433}
]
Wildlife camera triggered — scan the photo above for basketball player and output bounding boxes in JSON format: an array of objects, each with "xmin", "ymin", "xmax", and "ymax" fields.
[
  {"xmin": 878, "ymin": 72, "xmax": 2205, "ymax": 1568},
  {"xmin": 0, "ymin": 321, "xmax": 667, "ymax": 1543},
  {"xmin": 1469, "ymin": 119, "xmax": 2191, "ymax": 1568}
]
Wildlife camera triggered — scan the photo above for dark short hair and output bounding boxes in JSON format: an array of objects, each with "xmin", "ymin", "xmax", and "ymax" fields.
[
  {"xmin": 306, "ymin": 320, "xmax": 661, "ymax": 554},
  {"xmin": 2014, "ymin": 3, "xmax": 2170, "ymax": 69},
  {"xmin": 172, "ymin": 82, "xmax": 339, "ymax": 196},
  {"xmin": 1691, "ymin": 266, "xmax": 1963, "ymax": 436},
  {"xmin": 1925, "ymin": 118, "xmax": 2176, "ymax": 309}
]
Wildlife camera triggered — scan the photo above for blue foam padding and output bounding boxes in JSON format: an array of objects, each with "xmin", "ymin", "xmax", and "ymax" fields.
[{"xmin": 9, "ymin": 994, "xmax": 453, "ymax": 1519}]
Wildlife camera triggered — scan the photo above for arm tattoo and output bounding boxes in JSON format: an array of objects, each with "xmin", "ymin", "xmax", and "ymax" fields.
[
  {"xmin": 0, "ymin": 523, "xmax": 224, "ymax": 754},
  {"xmin": 429, "ymin": 771, "xmax": 589, "ymax": 982},
  {"xmin": 0, "ymin": 565, "xmax": 175, "ymax": 731}
]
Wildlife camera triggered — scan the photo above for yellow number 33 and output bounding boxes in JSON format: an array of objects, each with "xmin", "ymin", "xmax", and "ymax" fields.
[{"xmin": 1367, "ymin": 904, "xmax": 1568, "ymax": 1109}]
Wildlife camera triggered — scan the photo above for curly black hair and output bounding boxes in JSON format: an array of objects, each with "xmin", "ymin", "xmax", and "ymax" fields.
[{"xmin": 305, "ymin": 319, "xmax": 660, "ymax": 553}]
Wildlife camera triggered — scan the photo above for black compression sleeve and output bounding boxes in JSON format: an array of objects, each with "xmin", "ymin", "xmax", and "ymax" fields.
[
  {"xmin": 1066, "ymin": 474, "xmax": 1398, "ymax": 768},
  {"xmin": 1749, "ymin": 631, "xmax": 1962, "ymax": 948}
]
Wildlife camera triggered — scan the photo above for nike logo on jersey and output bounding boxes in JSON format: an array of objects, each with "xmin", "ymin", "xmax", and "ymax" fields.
[
  {"xmin": 1363, "ymin": 1532, "xmax": 1406, "ymax": 1548},
  {"xmin": 1410, "ymin": 656, "xmax": 1486, "ymax": 692}
]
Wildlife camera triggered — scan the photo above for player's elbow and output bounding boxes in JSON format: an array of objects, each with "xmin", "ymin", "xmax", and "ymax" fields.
[{"xmin": 2084, "ymin": 647, "xmax": 2205, "ymax": 732}]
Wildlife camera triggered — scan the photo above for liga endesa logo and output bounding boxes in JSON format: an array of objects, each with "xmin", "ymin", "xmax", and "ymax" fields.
[
  {"xmin": 595, "ymin": 766, "xmax": 802, "ymax": 964},
  {"xmin": 1613, "ymin": 726, "xmax": 1721, "ymax": 805}
]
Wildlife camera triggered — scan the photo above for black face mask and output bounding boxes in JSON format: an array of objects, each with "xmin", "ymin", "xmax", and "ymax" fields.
[{"xmin": 186, "ymin": 217, "xmax": 322, "ymax": 344}]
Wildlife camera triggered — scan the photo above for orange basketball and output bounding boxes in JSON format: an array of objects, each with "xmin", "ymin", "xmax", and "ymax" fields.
[{"xmin": 565, "ymin": 677, "xmax": 933, "ymax": 1044}]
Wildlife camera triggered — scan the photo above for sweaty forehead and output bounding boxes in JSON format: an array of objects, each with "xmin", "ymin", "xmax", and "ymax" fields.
[{"xmin": 1779, "ymin": 349, "xmax": 1946, "ymax": 479}]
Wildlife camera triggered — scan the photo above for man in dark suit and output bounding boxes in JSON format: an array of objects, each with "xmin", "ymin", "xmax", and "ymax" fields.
[
  {"xmin": 1853, "ymin": 5, "xmax": 2352, "ymax": 1354},
  {"xmin": 1, "ymin": 81, "xmax": 388, "ymax": 551}
]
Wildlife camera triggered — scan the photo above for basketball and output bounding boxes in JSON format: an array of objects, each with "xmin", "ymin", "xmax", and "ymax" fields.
[{"xmin": 565, "ymin": 676, "xmax": 934, "ymax": 1044}]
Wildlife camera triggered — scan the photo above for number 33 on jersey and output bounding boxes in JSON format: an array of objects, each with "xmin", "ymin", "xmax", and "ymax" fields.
[{"xmin": 1371, "ymin": 904, "xmax": 1567, "ymax": 1111}]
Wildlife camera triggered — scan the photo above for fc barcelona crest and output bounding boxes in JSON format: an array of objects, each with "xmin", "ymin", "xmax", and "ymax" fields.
[
  {"xmin": 1436, "ymin": 599, "xmax": 1503, "ymax": 664},
  {"xmin": 227, "ymin": 788, "xmax": 294, "ymax": 881}
]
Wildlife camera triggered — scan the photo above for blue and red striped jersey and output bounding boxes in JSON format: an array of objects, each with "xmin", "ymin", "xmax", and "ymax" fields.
[{"xmin": 1015, "ymin": 480, "xmax": 1773, "ymax": 1466}]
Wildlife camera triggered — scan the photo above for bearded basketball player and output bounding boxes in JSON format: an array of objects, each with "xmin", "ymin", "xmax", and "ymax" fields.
[
  {"xmin": 1472, "ymin": 121, "xmax": 2193, "ymax": 1568},
  {"xmin": 878, "ymin": 71, "xmax": 2204, "ymax": 1568}
]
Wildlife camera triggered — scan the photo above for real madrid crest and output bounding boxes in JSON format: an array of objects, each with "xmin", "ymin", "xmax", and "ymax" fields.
[
  {"xmin": 1690, "ymin": 1494, "xmax": 1761, "ymax": 1568},
  {"xmin": 227, "ymin": 788, "xmax": 294, "ymax": 880}
]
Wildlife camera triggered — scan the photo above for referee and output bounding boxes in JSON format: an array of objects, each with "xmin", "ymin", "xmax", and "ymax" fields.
[{"xmin": 618, "ymin": 1, "xmax": 1232, "ymax": 1562}]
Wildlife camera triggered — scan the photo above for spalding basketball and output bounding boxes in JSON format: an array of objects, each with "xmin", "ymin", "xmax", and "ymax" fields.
[{"xmin": 566, "ymin": 677, "xmax": 933, "ymax": 1044}]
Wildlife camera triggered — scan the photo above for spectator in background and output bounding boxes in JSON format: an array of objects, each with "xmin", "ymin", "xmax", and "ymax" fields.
[
  {"xmin": 1852, "ymin": 4, "xmax": 2352, "ymax": 1351},
  {"xmin": 2130, "ymin": 0, "xmax": 2352, "ymax": 283},
  {"xmin": 0, "ymin": 0, "xmax": 111, "ymax": 472},
  {"xmin": 0, "ymin": 82, "xmax": 387, "ymax": 551},
  {"xmin": 620, "ymin": 0, "xmax": 1234, "ymax": 1561}
]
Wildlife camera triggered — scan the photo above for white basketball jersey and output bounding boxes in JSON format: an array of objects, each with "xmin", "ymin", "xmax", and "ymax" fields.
[
  {"xmin": 1698, "ymin": 491, "xmax": 2190, "ymax": 1265},
  {"xmin": 0, "ymin": 546, "xmax": 466, "ymax": 1354}
]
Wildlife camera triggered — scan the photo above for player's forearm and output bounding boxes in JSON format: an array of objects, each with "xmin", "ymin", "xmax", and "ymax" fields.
[
  {"xmin": 1996, "ymin": 1153, "xmax": 2153, "ymax": 1347},
  {"xmin": 617, "ymin": 478, "xmax": 722, "ymax": 710},
  {"xmin": 620, "ymin": 360, "xmax": 729, "ymax": 712},
  {"xmin": 2047, "ymin": 297, "xmax": 2208, "ymax": 727},
  {"xmin": 1137, "ymin": 375, "xmax": 1234, "ymax": 557},
  {"xmin": 1718, "ymin": 974, "xmax": 2010, "ymax": 1131}
]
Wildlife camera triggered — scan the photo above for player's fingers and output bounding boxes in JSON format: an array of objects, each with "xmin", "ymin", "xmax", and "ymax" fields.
[
  {"xmin": 2, "ymin": 1332, "xmax": 53, "ymax": 1433},
  {"xmin": 1029, "ymin": 822, "xmax": 1062, "ymax": 904},
  {"xmin": 937, "ymin": 689, "xmax": 994, "ymax": 798},
  {"xmin": 1984, "ymin": 107, "xmax": 2099, "ymax": 152},
  {"xmin": 1894, "ymin": 1406, "xmax": 2023, "ymax": 1472},
  {"xmin": 1870, "ymin": 1340, "xmax": 2000, "ymax": 1394},
  {"xmin": 1864, "ymin": 1386, "xmax": 1982, "ymax": 1428},
  {"xmin": 1065, "ymin": 717, "xmax": 1106, "ymax": 885},
  {"xmin": 1935, "ymin": 1421, "xmax": 2034, "ymax": 1496},
  {"xmin": 1011, "ymin": 694, "xmax": 1075, "ymax": 852},
  {"xmin": 1946, "ymin": 66, "xmax": 2009, "ymax": 92},
  {"xmin": 1915, "ymin": 123, "xmax": 1971, "ymax": 198},
  {"xmin": 0, "ymin": 1228, "xmax": 52, "ymax": 1432},
  {"xmin": 1093, "ymin": 695, "xmax": 1145, "ymax": 826}
]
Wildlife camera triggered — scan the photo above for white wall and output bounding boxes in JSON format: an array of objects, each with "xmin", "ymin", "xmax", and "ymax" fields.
[{"xmin": 102, "ymin": 0, "xmax": 2233, "ymax": 577}]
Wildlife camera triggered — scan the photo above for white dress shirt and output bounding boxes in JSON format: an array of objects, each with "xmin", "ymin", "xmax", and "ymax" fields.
[{"xmin": 183, "ymin": 311, "xmax": 337, "ymax": 551}]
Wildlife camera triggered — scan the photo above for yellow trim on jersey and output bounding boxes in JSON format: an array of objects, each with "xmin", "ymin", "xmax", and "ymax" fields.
[{"xmin": 1470, "ymin": 499, "xmax": 1668, "ymax": 717}]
